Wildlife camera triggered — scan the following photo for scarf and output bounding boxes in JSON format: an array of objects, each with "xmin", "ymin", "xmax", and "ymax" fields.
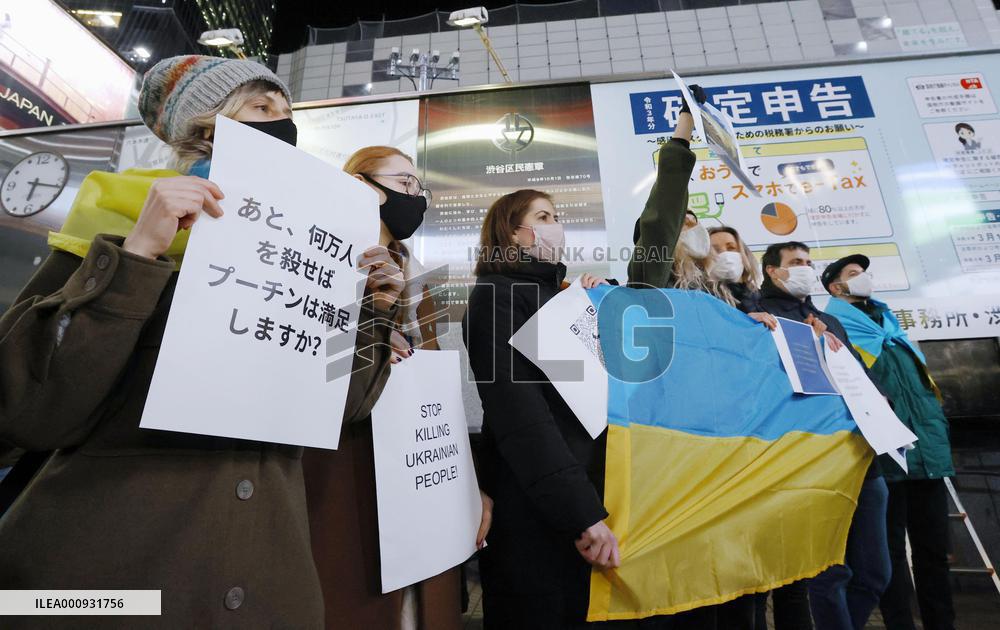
[
  {"xmin": 825, "ymin": 296, "xmax": 928, "ymax": 367},
  {"xmin": 48, "ymin": 168, "xmax": 189, "ymax": 266}
]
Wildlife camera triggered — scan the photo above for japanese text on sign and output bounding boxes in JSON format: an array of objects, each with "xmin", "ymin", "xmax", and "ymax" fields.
[{"xmin": 629, "ymin": 76, "xmax": 875, "ymax": 135}]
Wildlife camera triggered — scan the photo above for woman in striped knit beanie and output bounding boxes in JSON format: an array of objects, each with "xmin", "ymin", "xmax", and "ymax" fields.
[{"xmin": 0, "ymin": 55, "xmax": 403, "ymax": 628}]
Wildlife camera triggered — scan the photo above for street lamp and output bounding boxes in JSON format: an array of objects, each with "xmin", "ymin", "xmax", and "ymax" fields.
[
  {"xmin": 446, "ymin": 6, "xmax": 512, "ymax": 84},
  {"xmin": 387, "ymin": 47, "xmax": 460, "ymax": 91},
  {"xmin": 125, "ymin": 45, "xmax": 153, "ymax": 66},
  {"xmin": 198, "ymin": 28, "xmax": 247, "ymax": 59}
]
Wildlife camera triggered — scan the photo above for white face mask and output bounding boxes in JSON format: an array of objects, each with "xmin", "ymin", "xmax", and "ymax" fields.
[
  {"xmin": 679, "ymin": 223, "xmax": 711, "ymax": 259},
  {"xmin": 710, "ymin": 251, "xmax": 745, "ymax": 283},
  {"xmin": 779, "ymin": 265, "xmax": 816, "ymax": 299},
  {"xmin": 519, "ymin": 222, "xmax": 566, "ymax": 262},
  {"xmin": 845, "ymin": 272, "xmax": 873, "ymax": 298}
]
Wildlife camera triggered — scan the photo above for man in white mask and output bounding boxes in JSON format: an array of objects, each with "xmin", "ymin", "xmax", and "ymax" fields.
[
  {"xmin": 758, "ymin": 241, "xmax": 845, "ymax": 347},
  {"xmin": 822, "ymin": 255, "xmax": 956, "ymax": 630},
  {"xmin": 758, "ymin": 242, "xmax": 892, "ymax": 630}
]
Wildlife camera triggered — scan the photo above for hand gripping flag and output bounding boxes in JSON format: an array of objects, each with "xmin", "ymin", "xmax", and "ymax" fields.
[{"xmin": 586, "ymin": 286, "xmax": 871, "ymax": 621}]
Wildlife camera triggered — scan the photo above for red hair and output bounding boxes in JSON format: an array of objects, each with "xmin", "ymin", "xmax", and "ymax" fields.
[{"xmin": 342, "ymin": 145, "xmax": 414, "ymax": 175}]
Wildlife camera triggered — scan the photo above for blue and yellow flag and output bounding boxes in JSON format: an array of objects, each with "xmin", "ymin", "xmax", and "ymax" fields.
[
  {"xmin": 586, "ymin": 286, "xmax": 870, "ymax": 621},
  {"xmin": 48, "ymin": 168, "xmax": 188, "ymax": 264},
  {"xmin": 824, "ymin": 297, "xmax": 926, "ymax": 368}
]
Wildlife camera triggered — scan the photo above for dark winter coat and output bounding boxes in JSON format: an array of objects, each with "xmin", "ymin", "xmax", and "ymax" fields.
[{"xmin": 463, "ymin": 260, "xmax": 608, "ymax": 628}]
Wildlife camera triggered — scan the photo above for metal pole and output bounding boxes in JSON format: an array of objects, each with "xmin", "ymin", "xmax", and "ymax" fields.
[
  {"xmin": 418, "ymin": 54, "xmax": 430, "ymax": 91},
  {"xmin": 473, "ymin": 23, "xmax": 512, "ymax": 84},
  {"xmin": 944, "ymin": 477, "xmax": 1000, "ymax": 595}
]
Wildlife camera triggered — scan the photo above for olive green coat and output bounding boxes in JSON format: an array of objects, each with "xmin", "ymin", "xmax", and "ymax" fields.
[
  {"xmin": 0, "ymin": 234, "xmax": 394, "ymax": 628},
  {"xmin": 627, "ymin": 138, "xmax": 697, "ymax": 289}
]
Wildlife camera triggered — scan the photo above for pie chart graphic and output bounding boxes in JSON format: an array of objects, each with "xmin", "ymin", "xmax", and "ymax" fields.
[{"xmin": 760, "ymin": 202, "xmax": 798, "ymax": 235}]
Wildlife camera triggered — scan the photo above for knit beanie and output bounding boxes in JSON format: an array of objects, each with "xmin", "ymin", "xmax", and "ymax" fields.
[{"xmin": 138, "ymin": 55, "xmax": 292, "ymax": 143}]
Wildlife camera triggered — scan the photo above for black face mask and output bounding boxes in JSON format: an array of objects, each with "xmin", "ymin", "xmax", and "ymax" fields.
[
  {"xmin": 362, "ymin": 174, "xmax": 428, "ymax": 241},
  {"xmin": 241, "ymin": 118, "xmax": 298, "ymax": 146}
]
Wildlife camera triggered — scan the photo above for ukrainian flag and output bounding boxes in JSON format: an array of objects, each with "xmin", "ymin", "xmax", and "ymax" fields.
[{"xmin": 586, "ymin": 286, "xmax": 870, "ymax": 621}]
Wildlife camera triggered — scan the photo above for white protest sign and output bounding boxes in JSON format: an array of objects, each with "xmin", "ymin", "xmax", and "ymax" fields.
[
  {"xmin": 672, "ymin": 70, "xmax": 759, "ymax": 196},
  {"xmin": 823, "ymin": 344, "xmax": 917, "ymax": 473},
  {"xmin": 140, "ymin": 116, "xmax": 380, "ymax": 449},
  {"xmin": 509, "ymin": 279, "xmax": 609, "ymax": 439},
  {"xmin": 371, "ymin": 350, "xmax": 482, "ymax": 593}
]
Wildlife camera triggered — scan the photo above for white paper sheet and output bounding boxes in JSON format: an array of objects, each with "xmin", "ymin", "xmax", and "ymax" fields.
[
  {"xmin": 371, "ymin": 350, "xmax": 482, "ymax": 593},
  {"xmin": 140, "ymin": 116, "xmax": 379, "ymax": 448},
  {"xmin": 672, "ymin": 69, "xmax": 760, "ymax": 196},
  {"xmin": 508, "ymin": 279, "xmax": 609, "ymax": 438},
  {"xmin": 823, "ymin": 344, "xmax": 918, "ymax": 473}
]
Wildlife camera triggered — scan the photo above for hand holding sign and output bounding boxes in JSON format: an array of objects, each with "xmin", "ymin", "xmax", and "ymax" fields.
[
  {"xmin": 823, "ymin": 331, "xmax": 844, "ymax": 352},
  {"xmin": 579, "ymin": 273, "xmax": 609, "ymax": 289},
  {"xmin": 672, "ymin": 70, "xmax": 761, "ymax": 197},
  {"xmin": 358, "ymin": 245, "xmax": 404, "ymax": 311},
  {"xmin": 124, "ymin": 176, "xmax": 225, "ymax": 258},
  {"xmin": 679, "ymin": 83, "xmax": 708, "ymax": 114}
]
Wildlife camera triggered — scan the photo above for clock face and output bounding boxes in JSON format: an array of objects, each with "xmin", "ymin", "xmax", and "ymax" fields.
[{"xmin": 1, "ymin": 151, "xmax": 70, "ymax": 218}]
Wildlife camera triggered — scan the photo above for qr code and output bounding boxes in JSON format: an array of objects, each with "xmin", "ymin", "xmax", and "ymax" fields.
[{"xmin": 570, "ymin": 304, "xmax": 605, "ymax": 367}]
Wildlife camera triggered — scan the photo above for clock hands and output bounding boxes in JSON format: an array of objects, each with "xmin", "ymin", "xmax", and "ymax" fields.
[{"xmin": 26, "ymin": 177, "xmax": 62, "ymax": 201}]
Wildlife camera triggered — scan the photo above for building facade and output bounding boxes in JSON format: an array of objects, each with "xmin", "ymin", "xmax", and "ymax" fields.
[{"xmin": 276, "ymin": 0, "xmax": 1000, "ymax": 101}]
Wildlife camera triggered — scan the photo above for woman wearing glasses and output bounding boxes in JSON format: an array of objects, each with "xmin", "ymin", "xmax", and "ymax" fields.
[
  {"xmin": 348, "ymin": 147, "xmax": 439, "ymax": 356},
  {"xmin": 303, "ymin": 146, "xmax": 491, "ymax": 630}
]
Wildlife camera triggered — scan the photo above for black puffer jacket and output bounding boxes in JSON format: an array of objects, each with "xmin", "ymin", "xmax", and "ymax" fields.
[{"xmin": 727, "ymin": 281, "xmax": 762, "ymax": 314}]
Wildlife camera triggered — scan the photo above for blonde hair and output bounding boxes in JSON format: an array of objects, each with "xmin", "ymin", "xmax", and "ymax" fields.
[
  {"xmin": 671, "ymin": 239, "xmax": 737, "ymax": 307},
  {"xmin": 708, "ymin": 226, "xmax": 762, "ymax": 290},
  {"xmin": 169, "ymin": 80, "xmax": 285, "ymax": 174},
  {"xmin": 342, "ymin": 145, "xmax": 414, "ymax": 176}
]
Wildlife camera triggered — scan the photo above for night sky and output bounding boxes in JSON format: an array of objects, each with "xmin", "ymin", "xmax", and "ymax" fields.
[{"xmin": 270, "ymin": 1, "xmax": 551, "ymax": 54}]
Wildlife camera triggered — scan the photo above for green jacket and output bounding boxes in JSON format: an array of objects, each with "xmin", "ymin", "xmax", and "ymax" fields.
[
  {"xmin": 627, "ymin": 139, "xmax": 697, "ymax": 289},
  {"xmin": 857, "ymin": 304, "xmax": 955, "ymax": 481}
]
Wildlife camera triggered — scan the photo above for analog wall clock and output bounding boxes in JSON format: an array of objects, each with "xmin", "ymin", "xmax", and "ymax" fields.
[{"xmin": 1, "ymin": 151, "xmax": 70, "ymax": 218}]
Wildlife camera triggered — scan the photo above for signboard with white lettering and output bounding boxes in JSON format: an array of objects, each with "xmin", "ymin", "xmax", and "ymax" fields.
[{"xmin": 629, "ymin": 76, "xmax": 875, "ymax": 135}]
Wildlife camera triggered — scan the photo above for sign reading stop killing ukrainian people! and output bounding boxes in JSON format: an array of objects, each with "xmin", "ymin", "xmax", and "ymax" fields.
[
  {"xmin": 371, "ymin": 350, "xmax": 482, "ymax": 593},
  {"xmin": 140, "ymin": 116, "xmax": 380, "ymax": 449}
]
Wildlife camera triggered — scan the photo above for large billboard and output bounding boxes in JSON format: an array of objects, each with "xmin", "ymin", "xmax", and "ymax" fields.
[
  {"xmin": 416, "ymin": 83, "xmax": 608, "ymax": 312},
  {"xmin": 591, "ymin": 52, "xmax": 1000, "ymax": 341},
  {"xmin": 0, "ymin": 0, "xmax": 136, "ymax": 130}
]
